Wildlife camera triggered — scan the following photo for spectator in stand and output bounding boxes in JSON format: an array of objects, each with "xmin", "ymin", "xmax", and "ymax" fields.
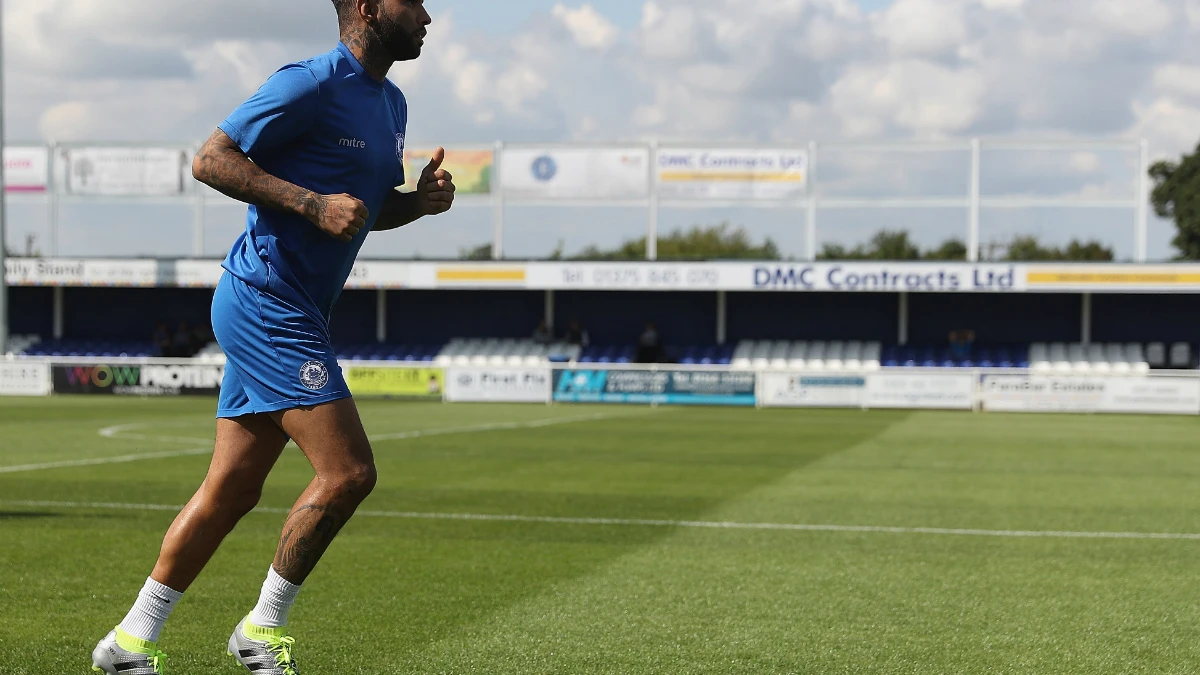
[
  {"xmin": 949, "ymin": 329, "xmax": 976, "ymax": 360},
  {"xmin": 153, "ymin": 321, "xmax": 171, "ymax": 357},
  {"xmin": 564, "ymin": 318, "xmax": 590, "ymax": 347},
  {"xmin": 532, "ymin": 320, "xmax": 553, "ymax": 345},
  {"xmin": 172, "ymin": 321, "xmax": 194, "ymax": 358},
  {"xmin": 190, "ymin": 324, "xmax": 214, "ymax": 355},
  {"xmin": 636, "ymin": 322, "xmax": 665, "ymax": 364}
]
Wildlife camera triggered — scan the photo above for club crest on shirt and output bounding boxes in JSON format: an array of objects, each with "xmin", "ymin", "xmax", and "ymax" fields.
[
  {"xmin": 299, "ymin": 360, "xmax": 330, "ymax": 391},
  {"xmin": 395, "ymin": 133, "xmax": 405, "ymax": 163}
]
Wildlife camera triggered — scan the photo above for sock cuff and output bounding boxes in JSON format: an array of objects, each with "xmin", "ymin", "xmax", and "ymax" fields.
[
  {"xmin": 244, "ymin": 618, "xmax": 289, "ymax": 640},
  {"xmin": 142, "ymin": 577, "xmax": 184, "ymax": 603},
  {"xmin": 267, "ymin": 567, "xmax": 302, "ymax": 594}
]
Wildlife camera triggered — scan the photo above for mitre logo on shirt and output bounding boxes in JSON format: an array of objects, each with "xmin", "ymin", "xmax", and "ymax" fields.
[{"xmin": 339, "ymin": 138, "xmax": 367, "ymax": 149}]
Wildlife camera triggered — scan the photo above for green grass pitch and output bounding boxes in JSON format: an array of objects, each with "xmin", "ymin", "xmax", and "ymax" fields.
[{"xmin": 3, "ymin": 396, "xmax": 1200, "ymax": 673}]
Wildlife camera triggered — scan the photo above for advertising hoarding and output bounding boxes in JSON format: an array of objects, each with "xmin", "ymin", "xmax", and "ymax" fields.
[
  {"xmin": 345, "ymin": 366, "xmax": 445, "ymax": 399},
  {"xmin": 500, "ymin": 148, "xmax": 650, "ymax": 200},
  {"xmin": 979, "ymin": 375, "xmax": 1200, "ymax": 415},
  {"xmin": 657, "ymin": 148, "xmax": 807, "ymax": 200},
  {"xmin": 445, "ymin": 367, "xmax": 551, "ymax": 402},
  {"xmin": 864, "ymin": 372, "xmax": 975, "ymax": 410},
  {"xmin": 760, "ymin": 373, "xmax": 866, "ymax": 408},
  {"xmin": 4, "ymin": 147, "xmax": 49, "ymax": 193},
  {"xmin": 553, "ymin": 369, "xmax": 756, "ymax": 406},
  {"xmin": 62, "ymin": 147, "xmax": 189, "ymax": 196},
  {"xmin": 52, "ymin": 364, "xmax": 223, "ymax": 396},
  {"xmin": 0, "ymin": 362, "xmax": 52, "ymax": 396}
]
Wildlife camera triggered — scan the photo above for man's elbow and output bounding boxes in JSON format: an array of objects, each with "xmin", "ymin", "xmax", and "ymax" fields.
[{"xmin": 191, "ymin": 150, "xmax": 211, "ymax": 185}]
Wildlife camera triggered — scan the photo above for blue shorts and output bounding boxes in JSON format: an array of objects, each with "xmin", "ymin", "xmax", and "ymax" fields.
[{"xmin": 212, "ymin": 272, "xmax": 351, "ymax": 418}]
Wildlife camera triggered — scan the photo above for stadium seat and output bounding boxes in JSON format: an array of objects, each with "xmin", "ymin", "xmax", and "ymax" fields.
[
  {"xmin": 806, "ymin": 341, "xmax": 828, "ymax": 371},
  {"xmin": 825, "ymin": 341, "xmax": 846, "ymax": 371},
  {"xmin": 768, "ymin": 340, "xmax": 790, "ymax": 369},
  {"xmin": 862, "ymin": 342, "xmax": 882, "ymax": 371},
  {"xmin": 1170, "ymin": 342, "xmax": 1193, "ymax": 369},
  {"xmin": 1146, "ymin": 342, "xmax": 1167, "ymax": 369},
  {"xmin": 842, "ymin": 341, "xmax": 863, "ymax": 371},
  {"xmin": 1087, "ymin": 344, "xmax": 1110, "ymax": 374},
  {"xmin": 786, "ymin": 341, "xmax": 808, "ymax": 369}
]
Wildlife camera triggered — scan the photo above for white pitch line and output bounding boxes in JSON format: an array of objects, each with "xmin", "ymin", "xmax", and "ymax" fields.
[
  {"xmin": 0, "ymin": 448, "xmax": 215, "ymax": 474},
  {"xmin": 368, "ymin": 412, "xmax": 624, "ymax": 441},
  {"xmin": 4, "ymin": 499, "xmax": 1200, "ymax": 542},
  {"xmin": 0, "ymin": 412, "xmax": 631, "ymax": 475}
]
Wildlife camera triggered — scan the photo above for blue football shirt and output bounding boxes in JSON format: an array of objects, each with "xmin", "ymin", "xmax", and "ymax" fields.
[{"xmin": 218, "ymin": 42, "xmax": 407, "ymax": 323}]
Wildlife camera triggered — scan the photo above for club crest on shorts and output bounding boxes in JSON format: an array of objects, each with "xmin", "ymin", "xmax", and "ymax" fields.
[{"xmin": 299, "ymin": 360, "xmax": 330, "ymax": 391}]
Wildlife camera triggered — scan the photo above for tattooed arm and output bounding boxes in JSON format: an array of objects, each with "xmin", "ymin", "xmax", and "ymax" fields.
[{"xmin": 192, "ymin": 129, "xmax": 368, "ymax": 242}]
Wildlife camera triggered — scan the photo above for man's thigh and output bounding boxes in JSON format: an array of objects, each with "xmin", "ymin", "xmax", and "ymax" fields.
[
  {"xmin": 269, "ymin": 397, "xmax": 374, "ymax": 476},
  {"xmin": 203, "ymin": 414, "xmax": 291, "ymax": 488}
]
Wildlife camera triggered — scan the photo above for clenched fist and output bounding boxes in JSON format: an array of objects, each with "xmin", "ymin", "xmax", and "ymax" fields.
[
  {"xmin": 417, "ymin": 147, "xmax": 456, "ymax": 216},
  {"xmin": 308, "ymin": 193, "xmax": 369, "ymax": 242}
]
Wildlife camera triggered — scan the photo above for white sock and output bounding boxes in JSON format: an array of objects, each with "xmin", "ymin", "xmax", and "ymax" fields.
[
  {"xmin": 117, "ymin": 577, "xmax": 183, "ymax": 643},
  {"xmin": 247, "ymin": 567, "xmax": 302, "ymax": 628}
]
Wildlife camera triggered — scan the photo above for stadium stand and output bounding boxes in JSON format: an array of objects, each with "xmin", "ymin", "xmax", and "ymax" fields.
[
  {"xmin": 433, "ymin": 338, "xmax": 579, "ymax": 366},
  {"xmin": 1029, "ymin": 343, "xmax": 1151, "ymax": 374},
  {"xmin": 2, "ymin": 327, "xmax": 1191, "ymax": 374},
  {"xmin": 336, "ymin": 344, "xmax": 443, "ymax": 362},
  {"xmin": 17, "ymin": 339, "xmax": 155, "ymax": 358}
]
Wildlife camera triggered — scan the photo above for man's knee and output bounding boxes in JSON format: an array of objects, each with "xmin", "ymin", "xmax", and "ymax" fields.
[
  {"xmin": 330, "ymin": 462, "xmax": 377, "ymax": 502},
  {"xmin": 204, "ymin": 477, "xmax": 263, "ymax": 518}
]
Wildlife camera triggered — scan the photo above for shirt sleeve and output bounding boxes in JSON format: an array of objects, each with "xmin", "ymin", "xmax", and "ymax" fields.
[{"xmin": 218, "ymin": 64, "xmax": 320, "ymax": 158}]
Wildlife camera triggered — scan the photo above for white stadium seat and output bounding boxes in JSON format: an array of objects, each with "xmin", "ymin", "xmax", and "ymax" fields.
[
  {"xmin": 1146, "ymin": 342, "xmax": 1167, "ymax": 369},
  {"xmin": 825, "ymin": 341, "xmax": 846, "ymax": 372},
  {"xmin": 806, "ymin": 341, "xmax": 828, "ymax": 371},
  {"xmin": 1170, "ymin": 342, "xmax": 1193, "ymax": 369},
  {"xmin": 1049, "ymin": 343, "xmax": 1071, "ymax": 373},
  {"xmin": 1087, "ymin": 344, "xmax": 1110, "ymax": 374},
  {"xmin": 769, "ymin": 340, "xmax": 790, "ymax": 369},
  {"xmin": 862, "ymin": 342, "xmax": 882, "ymax": 371},
  {"xmin": 787, "ymin": 341, "xmax": 808, "ymax": 369}
]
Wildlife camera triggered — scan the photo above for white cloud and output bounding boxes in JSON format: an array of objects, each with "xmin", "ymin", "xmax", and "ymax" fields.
[
  {"xmin": 2, "ymin": 0, "xmax": 1199, "ymax": 169},
  {"xmin": 875, "ymin": 0, "xmax": 967, "ymax": 58},
  {"xmin": 551, "ymin": 3, "xmax": 619, "ymax": 50},
  {"xmin": 830, "ymin": 61, "xmax": 986, "ymax": 137}
]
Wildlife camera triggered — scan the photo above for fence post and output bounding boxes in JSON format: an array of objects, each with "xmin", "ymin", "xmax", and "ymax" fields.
[
  {"xmin": 647, "ymin": 140, "xmax": 658, "ymax": 261},
  {"xmin": 492, "ymin": 140, "xmax": 504, "ymax": 260},
  {"xmin": 969, "ymin": 138, "xmax": 981, "ymax": 262},
  {"xmin": 192, "ymin": 143, "xmax": 204, "ymax": 258},
  {"xmin": 806, "ymin": 141, "xmax": 818, "ymax": 261},
  {"xmin": 48, "ymin": 141, "xmax": 59, "ymax": 257},
  {"xmin": 1136, "ymin": 139, "xmax": 1149, "ymax": 263}
]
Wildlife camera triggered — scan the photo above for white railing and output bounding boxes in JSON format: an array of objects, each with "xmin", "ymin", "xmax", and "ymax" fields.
[
  {"xmin": 5, "ymin": 138, "xmax": 1150, "ymax": 262},
  {"xmin": 3, "ymin": 358, "xmax": 1198, "ymax": 416}
]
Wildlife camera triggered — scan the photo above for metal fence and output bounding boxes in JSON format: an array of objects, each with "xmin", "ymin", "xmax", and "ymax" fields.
[{"xmin": 4, "ymin": 138, "xmax": 1151, "ymax": 262}]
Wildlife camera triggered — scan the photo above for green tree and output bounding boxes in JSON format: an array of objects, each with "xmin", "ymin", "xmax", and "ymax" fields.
[
  {"xmin": 1150, "ymin": 145, "xmax": 1200, "ymax": 259},
  {"xmin": 1004, "ymin": 235, "xmax": 1114, "ymax": 261},
  {"xmin": 573, "ymin": 223, "xmax": 781, "ymax": 261},
  {"xmin": 458, "ymin": 243, "xmax": 493, "ymax": 260},
  {"xmin": 817, "ymin": 230, "xmax": 922, "ymax": 260},
  {"xmin": 924, "ymin": 239, "xmax": 968, "ymax": 261}
]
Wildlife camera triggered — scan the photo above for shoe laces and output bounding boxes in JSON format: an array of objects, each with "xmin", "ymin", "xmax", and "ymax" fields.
[
  {"xmin": 264, "ymin": 635, "xmax": 298, "ymax": 675},
  {"xmin": 147, "ymin": 650, "xmax": 168, "ymax": 674}
]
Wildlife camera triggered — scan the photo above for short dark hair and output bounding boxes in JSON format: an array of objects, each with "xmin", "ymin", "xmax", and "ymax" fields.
[{"xmin": 331, "ymin": 0, "xmax": 354, "ymax": 20}]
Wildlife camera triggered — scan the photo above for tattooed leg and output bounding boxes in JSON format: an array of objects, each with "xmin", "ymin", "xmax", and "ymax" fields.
[
  {"xmin": 268, "ymin": 398, "xmax": 377, "ymax": 585},
  {"xmin": 272, "ymin": 482, "xmax": 370, "ymax": 584}
]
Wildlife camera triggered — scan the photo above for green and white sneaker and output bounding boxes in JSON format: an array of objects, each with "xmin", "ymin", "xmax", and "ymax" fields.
[
  {"xmin": 91, "ymin": 628, "xmax": 168, "ymax": 675},
  {"xmin": 227, "ymin": 617, "xmax": 299, "ymax": 675}
]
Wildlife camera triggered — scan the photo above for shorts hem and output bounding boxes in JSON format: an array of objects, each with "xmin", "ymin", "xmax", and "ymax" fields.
[{"xmin": 216, "ymin": 390, "xmax": 353, "ymax": 419}]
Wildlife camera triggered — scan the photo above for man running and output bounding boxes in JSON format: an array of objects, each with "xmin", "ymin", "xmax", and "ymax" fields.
[{"xmin": 91, "ymin": 1, "xmax": 452, "ymax": 673}]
